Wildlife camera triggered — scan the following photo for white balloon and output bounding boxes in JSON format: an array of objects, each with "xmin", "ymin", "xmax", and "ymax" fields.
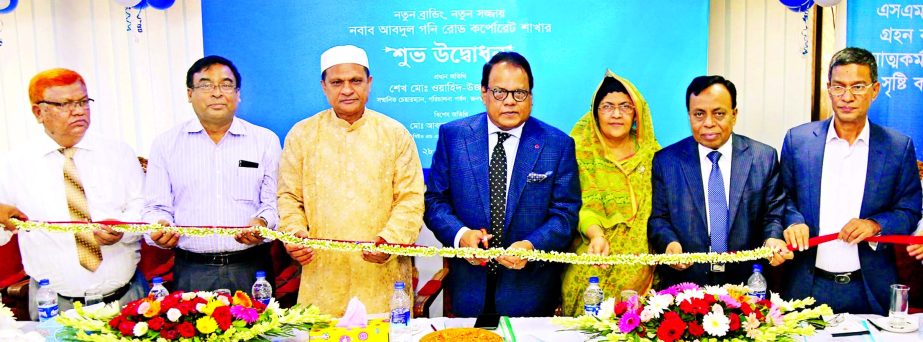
[
  {"xmin": 815, "ymin": 0, "xmax": 842, "ymax": 7},
  {"xmin": 113, "ymin": 0, "xmax": 142, "ymax": 7},
  {"xmin": 0, "ymin": 0, "xmax": 10, "ymax": 10}
]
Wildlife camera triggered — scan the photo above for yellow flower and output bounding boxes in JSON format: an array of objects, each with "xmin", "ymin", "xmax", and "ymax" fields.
[
  {"xmin": 196, "ymin": 316, "xmax": 218, "ymax": 334},
  {"xmin": 201, "ymin": 300, "xmax": 225, "ymax": 315},
  {"xmin": 143, "ymin": 300, "xmax": 161, "ymax": 318}
]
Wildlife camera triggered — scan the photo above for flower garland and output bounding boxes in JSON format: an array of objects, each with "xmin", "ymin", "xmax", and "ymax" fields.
[{"xmin": 10, "ymin": 219, "xmax": 772, "ymax": 266}]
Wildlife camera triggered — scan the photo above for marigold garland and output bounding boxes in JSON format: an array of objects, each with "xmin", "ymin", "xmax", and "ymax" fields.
[{"xmin": 10, "ymin": 219, "xmax": 773, "ymax": 266}]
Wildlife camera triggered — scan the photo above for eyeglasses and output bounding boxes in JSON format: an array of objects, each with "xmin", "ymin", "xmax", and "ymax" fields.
[
  {"xmin": 487, "ymin": 87, "xmax": 531, "ymax": 102},
  {"xmin": 690, "ymin": 110, "xmax": 730, "ymax": 122},
  {"xmin": 37, "ymin": 98, "xmax": 94, "ymax": 111},
  {"xmin": 192, "ymin": 82, "xmax": 237, "ymax": 93},
  {"xmin": 598, "ymin": 103, "xmax": 635, "ymax": 115},
  {"xmin": 828, "ymin": 83, "xmax": 874, "ymax": 97}
]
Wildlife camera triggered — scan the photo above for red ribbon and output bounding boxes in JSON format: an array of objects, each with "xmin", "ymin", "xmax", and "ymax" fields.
[{"xmin": 787, "ymin": 233, "xmax": 923, "ymax": 251}]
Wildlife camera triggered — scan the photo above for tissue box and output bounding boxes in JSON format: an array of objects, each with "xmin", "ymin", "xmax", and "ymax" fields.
[{"xmin": 309, "ymin": 319, "xmax": 389, "ymax": 342}]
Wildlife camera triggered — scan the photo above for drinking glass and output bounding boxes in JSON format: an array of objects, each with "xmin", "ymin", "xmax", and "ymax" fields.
[
  {"xmin": 84, "ymin": 291, "xmax": 103, "ymax": 307},
  {"xmin": 215, "ymin": 289, "xmax": 232, "ymax": 297},
  {"xmin": 888, "ymin": 284, "xmax": 910, "ymax": 329}
]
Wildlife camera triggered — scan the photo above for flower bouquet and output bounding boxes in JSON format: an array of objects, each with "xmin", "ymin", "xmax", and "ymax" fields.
[
  {"xmin": 553, "ymin": 283, "xmax": 833, "ymax": 342},
  {"xmin": 56, "ymin": 290, "xmax": 332, "ymax": 341}
]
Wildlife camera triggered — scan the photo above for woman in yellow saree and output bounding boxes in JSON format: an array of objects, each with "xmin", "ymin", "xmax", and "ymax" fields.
[{"xmin": 561, "ymin": 70, "xmax": 660, "ymax": 316}]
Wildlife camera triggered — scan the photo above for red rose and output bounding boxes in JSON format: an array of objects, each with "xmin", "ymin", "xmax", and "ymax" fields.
[
  {"xmin": 212, "ymin": 306, "xmax": 232, "ymax": 331},
  {"xmin": 121, "ymin": 301, "xmax": 141, "ymax": 317},
  {"xmin": 656, "ymin": 318, "xmax": 686, "ymax": 342},
  {"xmin": 614, "ymin": 301, "xmax": 629, "ymax": 316},
  {"xmin": 177, "ymin": 322, "xmax": 196, "ymax": 338},
  {"xmin": 160, "ymin": 329, "xmax": 180, "ymax": 340},
  {"xmin": 691, "ymin": 298, "xmax": 711, "ymax": 315},
  {"xmin": 740, "ymin": 302, "xmax": 753, "ymax": 315},
  {"xmin": 679, "ymin": 300, "xmax": 696, "ymax": 314},
  {"xmin": 704, "ymin": 295, "xmax": 717, "ymax": 305},
  {"xmin": 118, "ymin": 320, "xmax": 136, "ymax": 336},
  {"xmin": 148, "ymin": 316, "xmax": 165, "ymax": 331},
  {"xmin": 108, "ymin": 315, "xmax": 123, "ymax": 330},
  {"xmin": 729, "ymin": 313, "xmax": 741, "ymax": 331},
  {"xmin": 757, "ymin": 299, "xmax": 772, "ymax": 308},
  {"xmin": 178, "ymin": 301, "xmax": 197, "ymax": 315},
  {"xmin": 161, "ymin": 296, "xmax": 180, "ymax": 313},
  {"xmin": 663, "ymin": 311, "xmax": 681, "ymax": 321},
  {"xmin": 687, "ymin": 321, "xmax": 705, "ymax": 337}
]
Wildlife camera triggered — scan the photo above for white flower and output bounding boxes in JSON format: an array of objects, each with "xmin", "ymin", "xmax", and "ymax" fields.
[
  {"xmin": 136, "ymin": 301, "xmax": 150, "ymax": 316},
  {"xmin": 133, "ymin": 322, "xmax": 148, "ymax": 337},
  {"xmin": 704, "ymin": 285, "xmax": 728, "ymax": 297},
  {"xmin": 197, "ymin": 291, "xmax": 215, "ymax": 300},
  {"xmin": 770, "ymin": 292, "xmax": 793, "ymax": 311},
  {"xmin": 645, "ymin": 294, "xmax": 673, "ymax": 318},
  {"xmin": 598, "ymin": 298, "xmax": 616, "ymax": 320},
  {"xmin": 181, "ymin": 292, "xmax": 197, "ymax": 301},
  {"xmin": 166, "ymin": 308, "xmax": 182, "ymax": 322},
  {"xmin": 218, "ymin": 296, "xmax": 230, "ymax": 306},
  {"xmin": 639, "ymin": 308, "xmax": 654, "ymax": 323},
  {"xmin": 196, "ymin": 303, "xmax": 206, "ymax": 313},
  {"xmin": 675, "ymin": 288, "xmax": 705, "ymax": 305},
  {"xmin": 266, "ymin": 298, "xmax": 280, "ymax": 314},
  {"xmin": 702, "ymin": 310, "xmax": 731, "ymax": 336}
]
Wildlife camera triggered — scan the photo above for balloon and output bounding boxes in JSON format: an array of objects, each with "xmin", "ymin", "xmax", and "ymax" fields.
[
  {"xmin": 0, "ymin": 0, "xmax": 17, "ymax": 14},
  {"xmin": 815, "ymin": 0, "xmax": 842, "ymax": 7},
  {"xmin": 780, "ymin": 0, "xmax": 814, "ymax": 12},
  {"xmin": 133, "ymin": 0, "xmax": 148, "ymax": 9},
  {"xmin": 113, "ymin": 0, "xmax": 142, "ymax": 7},
  {"xmin": 148, "ymin": 0, "xmax": 175, "ymax": 10}
]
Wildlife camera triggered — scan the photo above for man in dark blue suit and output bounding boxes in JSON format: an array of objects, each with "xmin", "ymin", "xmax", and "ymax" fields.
[
  {"xmin": 424, "ymin": 52, "xmax": 580, "ymax": 317},
  {"xmin": 648, "ymin": 76, "xmax": 790, "ymax": 288},
  {"xmin": 780, "ymin": 47, "xmax": 922, "ymax": 315}
]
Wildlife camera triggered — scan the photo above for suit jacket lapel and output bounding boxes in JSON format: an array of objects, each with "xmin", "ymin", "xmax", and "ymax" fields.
[
  {"xmin": 728, "ymin": 135, "xmax": 752, "ymax": 231},
  {"xmin": 860, "ymin": 123, "xmax": 885, "ymax": 217},
  {"xmin": 505, "ymin": 119, "xmax": 542, "ymax": 231},
  {"xmin": 806, "ymin": 119, "xmax": 830, "ymax": 235},
  {"xmin": 678, "ymin": 138, "xmax": 708, "ymax": 231},
  {"xmin": 465, "ymin": 115, "xmax": 492, "ymax": 224}
]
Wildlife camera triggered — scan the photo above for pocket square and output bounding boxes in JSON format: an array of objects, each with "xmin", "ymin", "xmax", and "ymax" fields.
[{"xmin": 527, "ymin": 171, "xmax": 552, "ymax": 183}]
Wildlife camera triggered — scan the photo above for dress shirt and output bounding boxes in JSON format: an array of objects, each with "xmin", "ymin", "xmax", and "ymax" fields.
[
  {"xmin": 698, "ymin": 135, "xmax": 733, "ymax": 237},
  {"xmin": 0, "ymin": 133, "xmax": 143, "ymax": 297},
  {"xmin": 816, "ymin": 119, "xmax": 869, "ymax": 272},
  {"xmin": 453, "ymin": 116, "xmax": 524, "ymax": 248},
  {"xmin": 142, "ymin": 117, "xmax": 281, "ymax": 253}
]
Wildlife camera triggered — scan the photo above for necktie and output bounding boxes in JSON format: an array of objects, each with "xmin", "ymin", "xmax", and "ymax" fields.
[
  {"xmin": 61, "ymin": 147, "xmax": 103, "ymax": 272},
  {"xmin": 488, "ymin": 132, "xmax": 511, "ymax": 274},
  {"xmin": 707, "ymin": 151, "xmax": 729, "ymax": 254}
]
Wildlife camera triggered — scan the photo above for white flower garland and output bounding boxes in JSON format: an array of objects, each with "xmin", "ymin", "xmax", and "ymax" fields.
[{"xmin": 10, "ymin": 219, "xmax": 773, "ymax": 266}]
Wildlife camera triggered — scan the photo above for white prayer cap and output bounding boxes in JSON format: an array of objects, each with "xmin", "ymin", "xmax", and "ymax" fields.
[{"xmin": 320, "ymin": 45, "xmax": 369, "ymax": 73}]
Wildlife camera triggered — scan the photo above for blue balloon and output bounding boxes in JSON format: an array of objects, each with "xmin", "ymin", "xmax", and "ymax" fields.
[
  {"xmin": 780, "ymin": 0, "xmax": 814, "ymax": 12},
  {"xmin": 133, "ymin": 0, "xmax": 148, "ymax": 9},
  {"xmin": 0, "ymin": 0, "xmax": 18, "ymax": 14},
  {"xmin": 148, "ymin": 0, "xmax": 175, "ymax": 10}
]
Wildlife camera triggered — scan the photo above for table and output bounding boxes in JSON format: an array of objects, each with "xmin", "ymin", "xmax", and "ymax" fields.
[{"xmin": 11, "ymin": 314, "xmax": 923, "ymax": 341}]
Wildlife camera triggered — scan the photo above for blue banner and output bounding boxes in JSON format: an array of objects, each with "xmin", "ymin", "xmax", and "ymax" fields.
[
  {"xmin": 848, "ymin": 0, "xmax": 923, "ymax": 161},
  {"xmin": 203, "ymin": 1, "xmax": 709, "ymax": 167}
]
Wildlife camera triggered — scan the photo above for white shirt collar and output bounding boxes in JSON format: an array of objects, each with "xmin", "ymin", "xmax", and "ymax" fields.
[
  {"xmin": 485, "ymin": 116, "xmax": 524, "ymax": 139},
  {"xmin": 697, "ymin": 134, "xmax": 734, "ymax": 161},
  {"xmin": 826, "ymin": 118, "xmax": 870, "ymax": 144},
  {"xmin": 34, "ymin": 132, "xmax": 99, "ymax": 157}
]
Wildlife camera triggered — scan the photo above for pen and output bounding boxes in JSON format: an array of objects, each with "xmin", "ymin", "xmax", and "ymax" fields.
[
  {"xmin": 430, "ymin": 324, "xmax": 438, "ymax": 332},
  {"xmin": 865, "ymin": 318, "xmax": 884, "ymax": 332}
]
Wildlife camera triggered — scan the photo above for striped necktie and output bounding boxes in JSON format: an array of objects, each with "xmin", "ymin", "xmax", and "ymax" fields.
[{"xmin": 60, "ymin": 147, "xmax": 103, "ymax": 272}]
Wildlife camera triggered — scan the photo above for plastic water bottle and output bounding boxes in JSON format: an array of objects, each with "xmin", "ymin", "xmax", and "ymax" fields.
[
  {"xmin": 251, "ymin": 271, "xmax": 272, "ymax": 305},
  {"xmin": 747, "ymin": 264, "xmax": 768, "ymax": 300},
  {"xmin": 35, "ymin": 279, "xmax": 59, "ymax": 322},
  {"xmin": 583, "ymin": 276, "xmax": 604, "ymax": 317},
  {"xmin": 389, "ymin": 281, "xmax": 412, "ymax": 342},
  {"xmin": 149, "ymin": 277, "xmax": 169, "ymax": 299}
]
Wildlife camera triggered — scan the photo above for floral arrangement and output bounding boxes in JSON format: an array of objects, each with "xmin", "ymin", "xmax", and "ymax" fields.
[
  {"xmin": 553, "ymin": 283, "xmax": 833, "ymax": 342},
  {"xmin": 56, "ymin": 290, "xmax": 332, "ymax": 342},
  {"xmin": 12, "ymin": 219, "xmax": 772, "ymax": 266}
]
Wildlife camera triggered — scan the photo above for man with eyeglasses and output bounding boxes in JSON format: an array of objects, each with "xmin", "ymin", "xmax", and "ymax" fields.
[
  {"xmin": 648, "ymin": 75, "xmax": 790, "ymax": 289},
  {"xmin": 424, "ymin": 51, "xmax": 580, "ymax": 317},
  {"xmin": 142, "ymin": 56, "xmax": 281, "ymax": 293},
  {"xmin": 0, "ymin": 68, "xmax": 148, "ymax": 320},
  {"xmin": 277, "ymin": 45, "xmax": 424, "ymax": 316},
  {"xmin": 780, "ymin": 47, "xmax": 921, "ymax": 315}
]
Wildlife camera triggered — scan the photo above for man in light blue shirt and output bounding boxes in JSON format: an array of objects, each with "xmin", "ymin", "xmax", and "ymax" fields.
[{"xmin": 142, "ymin": 56, "xmax": 281, "ymax": 293}]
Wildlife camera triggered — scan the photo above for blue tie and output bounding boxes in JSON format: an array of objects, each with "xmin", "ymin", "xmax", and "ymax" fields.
[{"xmin": 707, "ymin": 151, "xmax": 729, "ymax": 253}]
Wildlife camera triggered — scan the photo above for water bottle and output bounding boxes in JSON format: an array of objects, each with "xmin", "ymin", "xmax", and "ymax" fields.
[
  {"xmin": 583, "ymin": 276, "xmax": 604, "ymax": 317},
  {"xmin": 149, "ymin": 277, "xmax": 169, "ymax": 299},
  {"xmin": 251, "ymin": 271, "xmax": 272, "ymax": 305},
  {"xmin": 35, "ymin": 279, "xmax": 59, "ymax": 322},
  {"xmin": 747, "ymin": 264, "xmax": 768, "ymax": 300},
  {"xmin": 389, "ymin": 281, "xmax": 411, "ymax": 342}
]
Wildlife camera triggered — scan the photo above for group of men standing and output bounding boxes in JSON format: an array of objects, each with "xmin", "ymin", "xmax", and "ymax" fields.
[{"xmin": 0, "ymin": 45, "xmax": 919, "ymax": 320}]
